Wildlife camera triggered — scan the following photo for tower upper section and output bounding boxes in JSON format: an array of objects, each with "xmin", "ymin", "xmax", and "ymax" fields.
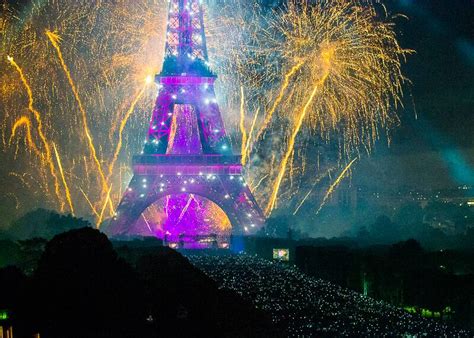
[{"xmin": 160, "ymin": 0, "xmax": 212, "ymax": 77}]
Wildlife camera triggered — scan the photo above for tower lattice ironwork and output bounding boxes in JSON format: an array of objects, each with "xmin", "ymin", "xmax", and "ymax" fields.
[{"xmin": 107, "ymin": 0, "xmax": 265, "ymax": 239}]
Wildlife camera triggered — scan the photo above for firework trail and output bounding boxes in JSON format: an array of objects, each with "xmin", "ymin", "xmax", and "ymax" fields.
[
  {"xmin": 177, "ymin": 195, "xmax": 195, "ymax": 225},
  {"xmin": 165, "ymin": 195, "xmax": 171, "ymax": 219},
  {"xmin": 45, "ymin": 30, "xmax": 112, "ymax": 215},
  {"xmin": 142, "ymin": 214, "xmax": 153, "ymax": 233},
  {"xmin": 7, "ymin": 55, "xmax": 64, "ymax": 210},
  {"xmin": 293, "ymin": 168, "xmax": 333, "ymax": 215},
  {"xmin": 316, "ymin": 157, "xmax": 358, "ymax": 215},
  {"xmin": 107, "ymin": 79, "xmax": 150, "ymax": 187},
  {"xmin": 10, "ymin": 116, "xmax": 40, "ymax": 157},
  {"xmin": 79, "ymin": 188, "xmax": 99, "ymax": 219},
  {"xmin": 252, "ymin": 173, "xmax": 269, "ymax": 191},
  {"xmin": 244, "ymin": 107, "xmax": 260, "ymax": 164},
  {"xmin": 254, "ymin": 60, "xmax": 304, "ymax": 142},
  {"xmin": 266, "ymin": 68, "xmax": 331, "ymax": 215},
  {"xmin": 239, "ymin": 86, "xmax": 248, "ymax": 165},
  {"xmin": 6, "ymin": 193, "xmax": 21, "ymax": 210},
  {"xmin": 53, "ymin": 142, "xmax": 75, "ymax": 215},
  {"xmin": 98, "ymin": 184, "xmax": 113, "ymax": 227}
]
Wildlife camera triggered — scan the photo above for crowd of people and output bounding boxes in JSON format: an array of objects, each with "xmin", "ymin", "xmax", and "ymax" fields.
[{"xmin": 186, "ymin": 253, "xmax": 471, "ymax": 337}]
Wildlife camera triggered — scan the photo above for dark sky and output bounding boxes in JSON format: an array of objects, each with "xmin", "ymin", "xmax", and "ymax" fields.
[
  {"xmin": 350, "ymin": 0, "xmax": 474, "ymax": 190},
  {"xmin": 389, "ymin": 0, "xmax": 473, "ymax": 146}
]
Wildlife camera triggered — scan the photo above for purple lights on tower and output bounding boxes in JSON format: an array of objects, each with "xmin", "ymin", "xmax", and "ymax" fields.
[
  {"xmin": 165, "ymin": 0, "xmax": 208, "ymax": 60},
  {"xmin": 146, "ymin": 75, "xmax": 231, "ymax": 156},
  {"xmin": 107, "ymin": 0, "xmax": 265, "ymax": 247}
]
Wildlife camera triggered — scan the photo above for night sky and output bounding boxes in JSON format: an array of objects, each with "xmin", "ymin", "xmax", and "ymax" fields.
[
  {"xmin": 246, "ymin": 0, "xmax": 474, "ymax": 190},
  {"xmin": 353, "ymin": 0, "xmax": 474, "ymax": 190},
  {"xmin": 1, "ymin": 0, "xmax": 473, "ymax": 227}
]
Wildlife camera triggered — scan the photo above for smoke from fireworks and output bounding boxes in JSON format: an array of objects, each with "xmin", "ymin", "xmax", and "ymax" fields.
[
  {"xmin": 1, "ymin": 0, "xmax": 410, "ymax": 233},
  {"xmin": 239, "ymin": 1, "xmax": 410, "ymax": 214}
]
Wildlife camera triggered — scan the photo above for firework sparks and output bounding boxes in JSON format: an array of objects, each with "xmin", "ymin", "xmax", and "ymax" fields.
[
  {"xmin": 7, "ymin": 55, "xmax": 64, "ymax": 210},
  {"xmin": 53, "ymin": 142, "xmax": 75, "ymax": 215},
  {"xmin": 254, "ymin": 60, "xmax": 304, "ymax": 142},
  {"xmin": 45, "ymin": 30, "xmax": 114, "ymax": 216},
  {"xmin": 254, "ymin": 0, "xmax": 409, "ymax": 215},
  {"xmin": 79, "ymin": 188, "xmax": 99, "ymax": 219},
  {"xmin": 8, "ymin": 173, "xmax": 32, "ymax": 191},
  {"xmin": 266, "ymin": 68, "xmax": 331, "ymax": 215},
  {"xmin": 107, "ymin": 79, "xmax": 150, "ymax": 188},
  {"xmin": 1, "ymin": 0, "xmax": 409, "ymax": 232},
  {"xmin": 239, "ymin": 86, "xmax": 248, "ymax": 165},
  {"xmin": 316, "ymin": 157, "xmax": 358, "ymax": 216},
  {"xmin": 1, "ymin": 0, "xmax": 166, "ymax": 223},
  {"xmin": 10, "ymin": 116, "xmax": 40, "ymax": 157}
]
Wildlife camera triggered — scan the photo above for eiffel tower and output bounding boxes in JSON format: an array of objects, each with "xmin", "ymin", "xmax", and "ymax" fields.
[{"xmin": 107, "ymin": 0, "xmax": 265, "ymax": 242}]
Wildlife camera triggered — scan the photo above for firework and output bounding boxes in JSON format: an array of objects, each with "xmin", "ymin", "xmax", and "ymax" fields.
[
  {"xmin": 242, "ymin": 0, "xmax": 411, "ymax": 215},
  {"xmin": 10, "ymin": 116, "xmax": 40, "ymax": 157},
  {"xmin": 52, "ymin": 142, "xmax": 75, "ymax": 215},
  {"xmin": 98, "ymin": 184, "xmax": 113, "ymax": 226},
  {"xmin": 244, "ymin": 107, "xmax": 260, "ymax": 165},
  {"xmin": 293, "ymin": 167, "xmax": 334, "ymax": 215},
  {"xmin": 254, "ymin": 60, "xmax": 304, "ymax": 143},
  {"xmin": 316, "ymin": 158, "xmax": 358, "ymax": 216},
  {"xmin": 46, "ymin": 30, "xmax": 113, "ymax": 214},
  {"xmin": 266, "ymin": 68, "xmax": 331, "ymax": 214},
  {"xmin": 79, "ymin": 187, "xmax": 99, "ymax": 219},
  {"xmin": 107, "ymin": 79, "xmax": 150, "ymax": 185},
  {"xmin": 1, "ymin": 1, "xmax": 165, "ymax": 222},
  {"xmin": 239, "ymin": 86, "xmax": 248, "ymax": 165},
  {"xmin": 1, "ymin": 0, "xmax": 409, "ymax": 230},
  {"xmin": 7, "ymin": 55, "xmax": 65, "ymax": 211}
]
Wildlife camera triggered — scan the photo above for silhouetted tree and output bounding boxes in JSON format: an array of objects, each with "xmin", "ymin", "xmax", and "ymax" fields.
[
  {"xmin": 356, "ymin": 226, "xmax": 370, "ymax": 240},
  {"xmin": 0, "ymin": 240, "xmax": 20, "ymax": 267},
  {"xmin": 394, "ymin": 203, "xmax": 424, "ymax": 226},
  {"xmin": 8, "ymin": 209, "xmax": 91, "ymax": 239},
  {"xmin": 135, "ymin": 249, "xmax": 275, "ymax": 336},
  {"xmin": 369, "ymin": 215, "xmax": 401, "ymax": 243},
  {"xmin": 0, "ymin": 266, "xmax": 27, "ymax": 313},
  {"xmin": 389, "ymin": 239, "xmax": 424, "ymax": 260},
  {"xmin": 30, "ymin": 228, "xmax": 145, "ymax": 337},
  {"xmin": 136, "ymin": 250, "xmax": 219, "ymax": 336}
]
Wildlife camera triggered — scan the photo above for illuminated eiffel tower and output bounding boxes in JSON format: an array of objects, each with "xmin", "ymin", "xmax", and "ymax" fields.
[{"xmin": 108, "ymin": 0, "xmax": 265, "ymax": 242}]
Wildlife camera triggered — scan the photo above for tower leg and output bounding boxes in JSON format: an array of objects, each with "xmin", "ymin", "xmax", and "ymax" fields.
[
  {"xmin": 107, "ymin": 171, "xmax": 264, "ymax": 237},
  {"xmin": 145, "ymin": 91, "xmax": 174, "ymax": 154}
]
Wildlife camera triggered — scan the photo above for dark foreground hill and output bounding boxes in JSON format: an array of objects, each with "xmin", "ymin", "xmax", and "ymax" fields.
[
  {"xmin": 1, "ymin": 227, "xmax": 471, "ymax": 337},
  {"xmin": 0, "ymin": 228, "xmax": 275, "ymax": 337},
  {"xmin": 187, "ymin": 254, "xmax": 472, "ymax": 337}
]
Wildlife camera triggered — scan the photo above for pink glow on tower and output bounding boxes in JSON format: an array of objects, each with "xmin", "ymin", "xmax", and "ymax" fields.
[{"xmin": 107, "ymin": 0, "xmax": 265, "ymax": 248}]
